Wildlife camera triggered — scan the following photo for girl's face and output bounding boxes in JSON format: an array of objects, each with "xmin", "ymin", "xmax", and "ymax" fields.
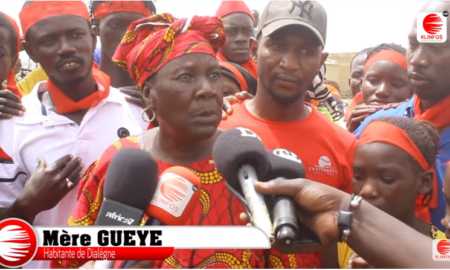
[
  {"xmin": 0, "ymin": 26, "xmax": 16, "ymax": 86},
  {"xmin": 361, "ymin": 61, "xmax": 412, "ymax": 105},
  {"xmin": 352, "ymin": 142, "xmax": 431, "ymax": 219}
]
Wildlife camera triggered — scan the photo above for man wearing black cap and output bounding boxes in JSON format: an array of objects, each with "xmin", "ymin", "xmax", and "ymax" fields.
[{"xmin": 220, "ymin": 2, "xmax": 356, "ymax": 266}]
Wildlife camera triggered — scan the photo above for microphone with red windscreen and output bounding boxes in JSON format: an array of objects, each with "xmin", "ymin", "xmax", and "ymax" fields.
[{"xmin": 146, "ymin": 166, "xmax": 201, "ymax": 226}]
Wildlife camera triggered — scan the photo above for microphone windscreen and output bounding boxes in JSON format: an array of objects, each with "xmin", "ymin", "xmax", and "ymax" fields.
[
  {"xmin": 147, "ymin": 166, "xmax": 201, "ymax": 225},
  {"xmin": 213, "ymin": 127, "xmax": 269, "ymax": 193},
  {"xmin": 104, "ymin": 147, "xmax": 159, "ymax": 211},
  {"xmin": 266, "ymin": 148, "xmax": 305, "ymax": 181}
]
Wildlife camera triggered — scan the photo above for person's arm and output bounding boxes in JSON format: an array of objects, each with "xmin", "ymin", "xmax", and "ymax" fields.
[
  {"xmin": 16, "ymin": 65, "xmax": 48, "ymax": 97},
  {"xmin": 0, "ymin": 200, "xmax": 38, "ymax": 224},
  {"xmin": 249, "ymin": 179, "xmax": 450, "ymax": 269},
  {"xmin": 346, "ymin": 198, "xmax": 440, "ymax": 268}
]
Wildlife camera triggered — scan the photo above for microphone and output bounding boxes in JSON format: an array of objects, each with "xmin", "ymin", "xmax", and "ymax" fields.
[
  {"xmin": 146, "ymin": 166, "xmax": 201, "ymax": 225},
  {"xmin": 119, "ymin": 167, "xmax": 201, "ymax": 269},
  {"xmin": 212, "ymin": 127, "xmax": 273, "ymax": 241},
  {"xmin": 94, "ymin": 147, "xmax": 159, "ymax": 269},
  {"xmin": 266, "ymin": 148, "xmax": 320, "ymax": 253}
]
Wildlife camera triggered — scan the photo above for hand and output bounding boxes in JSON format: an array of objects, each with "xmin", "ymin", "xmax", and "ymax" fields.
[
  {"xmin": 239, "ymin": 178, "xmax": 349, "ymax": 252},
  {"xmin": 79, "ymin": 261, "xmax": 95, "ymax": 269},
  {"xmin": 0, "ymin": 89, "xmax": 25, "ymax": 119},
  {"xmin": 120, "ymin": 86, "xmax": 145, "ymax": 109},
  {"xmin": 222, "ymin": 91, "xmax": 254, "ymax": 119},
  {"xmin": 346, "ymin": 104, "xmax": 381, "ymax": 132},
  {"xmin": 15, "ymin": 154, "xmax": 84, "ymax": 221},
  {"xmin": 348, "ymin": 252, "xmax": 371, "ymax": 268}
]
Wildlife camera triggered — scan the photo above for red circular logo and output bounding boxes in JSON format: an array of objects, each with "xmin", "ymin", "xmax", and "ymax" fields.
[
  {"xmin": 437, "ymin": 239, "xmax": 450, "ymax": 255},
  {"xmin": 423, "ymin": 14, "xmax": 443, "ymax": 34},
  {"xmin": 0, "ymin": 218, "xmax": 38, "ymax": 268}
]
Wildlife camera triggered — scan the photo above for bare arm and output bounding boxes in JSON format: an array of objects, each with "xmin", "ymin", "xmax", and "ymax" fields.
[
  {"xmin": 250, "ymin": 179, "xmax": 448, "ymax": 269},
  {"xmin": 347, "ymin": 199, "xmax": 440, "ymax": 268}
]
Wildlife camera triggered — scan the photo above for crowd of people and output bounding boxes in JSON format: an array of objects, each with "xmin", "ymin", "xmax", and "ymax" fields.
[{"xmin": 0, "ymin": 0, "xmax": 450, "ymax": 269}]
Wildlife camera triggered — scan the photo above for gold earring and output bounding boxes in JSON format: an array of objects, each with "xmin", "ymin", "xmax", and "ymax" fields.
[{"xmin": 141, "ymin": 108, "xmax": 156, "ymax": 123}]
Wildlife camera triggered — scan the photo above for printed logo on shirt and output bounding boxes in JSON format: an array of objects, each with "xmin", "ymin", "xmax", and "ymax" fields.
[
  {"xmin": 308, "ymin": 156, "xmax": 338, "ymax": 175},
  {"xmin": 417, "ymin": 12, "xmax": 448, "ymax": 43},
  {"xmin": 433, "ymin": 239, "xmax": 450, "ymax": 260}
]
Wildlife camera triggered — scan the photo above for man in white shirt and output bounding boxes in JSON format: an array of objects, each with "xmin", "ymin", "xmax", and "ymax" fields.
[{"xmin": 0, "ymin": 2, "xmax": 148, "ymax": 268}]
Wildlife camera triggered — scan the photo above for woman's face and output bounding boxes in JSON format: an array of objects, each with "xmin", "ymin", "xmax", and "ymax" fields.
[
  {"xmin": 352, "ymin": 142, "xmax": 430, "ymax": 219},
  {"xmin": 144, "ymin": 53, "xmax": 223, "ymax": 142},
  {"xmin": 222, "ymin": 75, "xmax": 241, "ymax": 97},
  {"xmin": 0, "ymin": 26, "xmax": 15, "ymax": 85},
  {"xmin": 361, "ymin": 61, "xmax": 412, "ymax": 105}
]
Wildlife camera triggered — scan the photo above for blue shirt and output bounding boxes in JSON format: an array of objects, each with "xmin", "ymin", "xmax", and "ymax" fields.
[
  {"xmin": 354, "ymin": 95, "xmax": 450, "ymax": 231},
  {"xmin": 93, "ymin": 48, "xmax": 102, "ymax": 66}
]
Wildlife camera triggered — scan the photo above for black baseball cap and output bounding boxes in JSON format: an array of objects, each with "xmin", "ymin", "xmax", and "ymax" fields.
[{"xmin": 257, "ymin": 1, "xmax": 327, "ymax": 45}]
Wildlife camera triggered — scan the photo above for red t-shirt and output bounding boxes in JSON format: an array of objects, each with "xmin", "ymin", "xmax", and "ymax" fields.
[{"xmin": 219, "ymin": 101, "xmax": 357, "ymax": 193}]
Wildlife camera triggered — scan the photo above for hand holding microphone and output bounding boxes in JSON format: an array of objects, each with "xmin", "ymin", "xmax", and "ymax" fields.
[{"xmin": 213, "ymin": 127, "xmax": 273, "ymax": 242}]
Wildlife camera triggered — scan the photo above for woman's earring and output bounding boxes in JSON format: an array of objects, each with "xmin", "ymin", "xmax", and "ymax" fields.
[{"xmin": 141, "ymin": 107, "xmax": 156, "ymax": 123}]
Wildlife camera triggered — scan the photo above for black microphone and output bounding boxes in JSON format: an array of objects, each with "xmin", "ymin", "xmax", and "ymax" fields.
[
  {"xmin": 94, "ymin": 148, "xmax": 159, "ymax": 269},
  {"xmin": 213, "ymin": 127, "xmax": 273, "ymax": 242},
  {"xmin": 95, "ymin": 147, "xmax": 159, "ymax": 226},
  {"xmin": 266, "ymin": 148, "xmax": 320, "ymax": 253}
]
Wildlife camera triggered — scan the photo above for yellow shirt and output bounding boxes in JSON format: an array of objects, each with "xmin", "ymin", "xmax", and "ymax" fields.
[
  {"xmin": 17, "ymin": 65, "xmax": 48, "ymax": 96},
  {"xmin": 337, "ymin": 225, "xmax": 446, "ymax": 268}
]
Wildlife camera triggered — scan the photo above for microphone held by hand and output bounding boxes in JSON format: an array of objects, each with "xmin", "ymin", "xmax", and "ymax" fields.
[
  {"xmin": 213, "ymin": 127, "xmax": 274, "ymax": 242},
  {"xmin": 266, "ymin": 148, "xmax": 321, "ymax": 253}
]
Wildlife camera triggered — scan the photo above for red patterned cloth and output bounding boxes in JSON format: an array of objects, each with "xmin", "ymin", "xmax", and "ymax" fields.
[
  {"xmin": 113, "ymin": 13, "xmax": 225, "ymax": 90},
  {"xmin": 56, "ymin": 137, "xmax": 322, "ymax": 269}
]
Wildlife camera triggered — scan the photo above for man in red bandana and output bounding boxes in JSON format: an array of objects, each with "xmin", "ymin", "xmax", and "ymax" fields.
[
  {"xmin": 0, "ymin": 2, "xmax": 148, "ymax": 268},
  {"xmin": 216, "ymin": 0, "xmax": 258, "ymax": 79},
  {"xmin": 89, "ymin": 0, "xmax": 156, "ymax": 88},
  {"xmin": 13, "ymin": 0, "xmax": 156, "ymax": 104}
]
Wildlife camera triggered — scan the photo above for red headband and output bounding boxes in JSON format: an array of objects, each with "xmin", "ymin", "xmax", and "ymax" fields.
[
  {"xmin": 93, "ymin": 1, "xmax": 152, "ymax": 19},
  {"xmin": 358, "ymin": 121, "xmax": 430, "ymax": 171},
  {"xmin": 363, "ymin": 50, "xmax": 407, "ymax": 73},
  {"xmin": 0, "ymin": 12, "xmax": 21, "ymax": 96},
  {"xmin": 19, "ymin": 1, "xmax": 90, "ymax": 37},
  {"xmin": 113, "ymin": 13, "xmax": 225, "ymax": 90}
]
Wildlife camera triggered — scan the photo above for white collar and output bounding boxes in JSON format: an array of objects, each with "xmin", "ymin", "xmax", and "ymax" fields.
[{"xmin": 16, "ymin": 81, "xmax": 124, "ymax": 126}]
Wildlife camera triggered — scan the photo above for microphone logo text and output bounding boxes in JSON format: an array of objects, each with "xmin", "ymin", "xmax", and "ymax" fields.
[
  {"xmin": 152, "ymin": 173, "xmax": 196, "ymax": 217},
  {"xmin": 105, "ymin": 212, "xmax": 135, "ymax": 225},
  {"xmin": 272, "ymin": 149, "xmax": 302, "ymax": 164}
]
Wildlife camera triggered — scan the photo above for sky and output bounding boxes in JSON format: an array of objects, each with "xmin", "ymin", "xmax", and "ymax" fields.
[{"xmin": 1, "ymin": 0, "xmax": 427, "ymax": 66}]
